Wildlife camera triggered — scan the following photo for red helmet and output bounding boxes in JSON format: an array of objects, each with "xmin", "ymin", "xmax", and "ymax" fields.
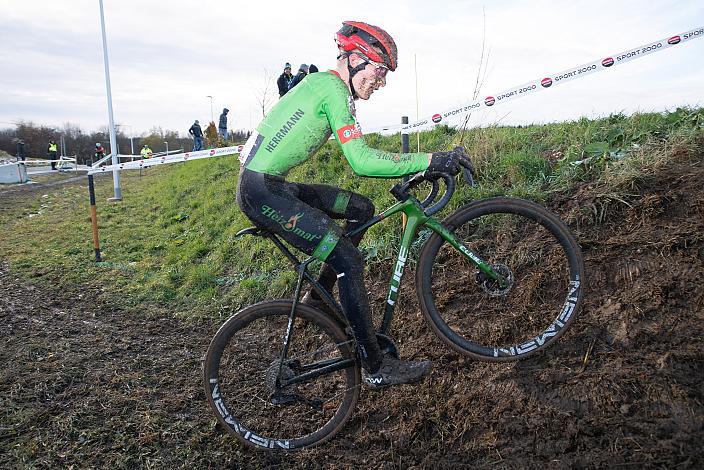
[{"xmin": 335, "ymin": 21, "xmax": 398, "ymax": 71}]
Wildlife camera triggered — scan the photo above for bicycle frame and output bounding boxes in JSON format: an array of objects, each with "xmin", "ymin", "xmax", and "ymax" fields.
[
  {"xmin": 346, "ymin": 195, "xmax": 505, "ymax": 335},
  {"xmin": 274, "ymin": 194, "xmax": 506, "ymax": 387}
]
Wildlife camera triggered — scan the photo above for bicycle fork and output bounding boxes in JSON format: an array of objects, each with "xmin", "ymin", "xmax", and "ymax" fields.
[
  {"xmin": 379, "ymin": 215, "xmax": 509, "ymax": 335},
  {"xmin": 424, "ymin": 218, "xmax": 508, "ymax": 287}
]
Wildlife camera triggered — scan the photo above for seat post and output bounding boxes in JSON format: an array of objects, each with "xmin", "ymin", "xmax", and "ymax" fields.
[
  {"xmin": 239, "ymin": 227, "xmax": 346, "ymax": 326},
  {"xmin": 267, "ymin": 233, "xmax": 303, "ymax": 267}
]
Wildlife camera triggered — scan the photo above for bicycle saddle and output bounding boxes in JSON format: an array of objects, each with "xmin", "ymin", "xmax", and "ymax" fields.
[{"xmin": 235, "ymin": 226, "xmax": 271, "ymax": 238}]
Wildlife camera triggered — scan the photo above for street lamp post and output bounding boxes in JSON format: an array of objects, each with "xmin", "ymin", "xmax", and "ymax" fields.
[
  {"xmin": 164, "ymin": 141, "xmax": 169, "ymax": 157},
  {"xmin": 206, "ymin": 95, "xmax": 214, "ymax": 123},
  {"xmin": 98, "ymin": 0, "xmax": 121, "ymax": 201}
]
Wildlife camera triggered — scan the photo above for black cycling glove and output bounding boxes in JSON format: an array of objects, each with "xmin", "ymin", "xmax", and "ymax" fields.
[{"xmin": 428, "ymin": 146, "xmax": 468, "ymax": 175}]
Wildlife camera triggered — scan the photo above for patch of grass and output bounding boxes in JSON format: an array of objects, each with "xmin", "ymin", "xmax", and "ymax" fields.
[{"xmin": 0, "ymin": 108, "xmax": 701, "ymax": 316}]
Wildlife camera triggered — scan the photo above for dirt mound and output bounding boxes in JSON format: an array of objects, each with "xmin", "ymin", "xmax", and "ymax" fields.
[{"xmin": 1, "ymin": 143, "xmax": 703, "ymax": 468}]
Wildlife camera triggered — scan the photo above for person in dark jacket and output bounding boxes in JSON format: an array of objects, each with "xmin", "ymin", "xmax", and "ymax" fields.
[
  {"xmin": 218, "ymin": 108, "xmax": 229, "ymax": 139},
  {"xmin": 308, "ymin": 64, "xmax": 318, "ymax": 73},
  {"xmin": 189, "ymin": 119, "xmax": 204, "ymax": 151},
  {"xmin": 16, "ymin": 139, "xmax": 26, "ymax": 161},
  {"xmin": 276, "ymin": 62, "xmax": 294, "ymax": 98},
  {"xmin": 289, "ymin": 63, "xmax": 309, "ymax": 90}
]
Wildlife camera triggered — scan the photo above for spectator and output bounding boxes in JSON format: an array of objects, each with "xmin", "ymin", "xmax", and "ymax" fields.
[
  {"xmin": 189, "ymin": 119, "xmax": 204, "ymax": 151},
  {"xmin": 289, "ymin": 63, "xmax": 309, "ymax": 90},
  {"xmin": 94, "ymin": 143, "xmax": 105, "ymax": 165},
  {"xmin": 218, "ymin": 108, "xmax": 229, "ymax": 139},
  {"xmin": 140, "ymin": 144, "xmax": 153, "ymax": 160},
  {"xmin": 16, "ymin": 139, "xmax": 26, "ymax": 161},
  {"xmin": 205, "ymin": 122, "xmax": 218, "ymax": 148},
  {"xmin": 308, "ymin": 64, "xmax": 319, "ymax": 73},
  {"xmin": 276, "ymin": 62, "xmax": 294, "ymax": 98},
  {"xmin": 48, "ymin": 140, "xmax": 58, "ymax": 170}
]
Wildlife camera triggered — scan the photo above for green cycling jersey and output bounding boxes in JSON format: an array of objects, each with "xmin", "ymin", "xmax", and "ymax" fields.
[{"xmin": 241, "ymin": 70, "xmax": 429, "ymax": 178}]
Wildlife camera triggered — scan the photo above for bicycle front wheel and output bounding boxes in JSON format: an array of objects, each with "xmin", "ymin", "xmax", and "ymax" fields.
[
  {"xmin": 416, "ymin": 197, "xmax": 584, "ymax": 361},
  {"xmin": 203, "ymin": 300, "xmax": 360, "ymax": 450}
]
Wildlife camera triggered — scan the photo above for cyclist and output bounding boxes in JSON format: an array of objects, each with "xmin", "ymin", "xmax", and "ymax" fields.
[
  {"xmin": 236, "ymin": 21, "xmax": 468, "ymax": 388},
  {"xmin": 94, "ymin": 143, "xmax": 105, "ymax": 165}
]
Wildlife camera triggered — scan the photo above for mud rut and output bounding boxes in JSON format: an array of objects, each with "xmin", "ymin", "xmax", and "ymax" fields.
[{"xmin": 1, "ymin": 147, "xmax": 703, "ymax": 468}]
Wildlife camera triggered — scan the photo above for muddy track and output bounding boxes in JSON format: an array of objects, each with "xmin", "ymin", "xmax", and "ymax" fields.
[
  {"xmin": 0, "ymin": 172, "xmax": 97, "ymax": 212},
  {"xmin": 0, "ymin": 172, "xmax": 90, "ymax": 195},
  {"xmin": 1, "ymin": 146, "xmax": 703, "ymax": 468}
]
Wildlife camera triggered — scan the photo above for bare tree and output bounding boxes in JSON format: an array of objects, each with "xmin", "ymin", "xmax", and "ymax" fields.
[
  {"xmin": 459, "ymin": 6, "xmax": 492, "ymax": 144},
  {"xmin": 252, "ymin": 68, "xmax": 276, "ymax": 119}
]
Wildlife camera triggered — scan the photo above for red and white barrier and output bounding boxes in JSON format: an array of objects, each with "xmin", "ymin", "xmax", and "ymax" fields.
[
  {"xmin": 87, "ymin": 146, "xmax": 243, "ymax": 175},
  {"xmin": 367, "ymin": 26, "xmax": 704, "ymax": 134},
  {"xmin": 85, "ymin": 27, "xmax": 703, "ymax": 174}
]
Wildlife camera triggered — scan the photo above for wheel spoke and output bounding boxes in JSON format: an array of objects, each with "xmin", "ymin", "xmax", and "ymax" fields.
[
  {"xmin": 204, "ymin": 302, "xmax": 360, "ymax": 449},
  {"xmin": 419, "ymin": 199, "xmax": 583, "ymax": 360}
]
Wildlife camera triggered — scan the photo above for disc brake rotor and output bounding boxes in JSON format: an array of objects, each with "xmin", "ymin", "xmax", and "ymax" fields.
[{"xmin": 476, "ymin": 263, "xmax": 514, "ymax": 297}]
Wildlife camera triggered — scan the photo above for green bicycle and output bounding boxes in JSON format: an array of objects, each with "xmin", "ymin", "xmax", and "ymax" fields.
[{"xmin": 203, "ymin": 161, "xmax": 584, "ymax": 450}]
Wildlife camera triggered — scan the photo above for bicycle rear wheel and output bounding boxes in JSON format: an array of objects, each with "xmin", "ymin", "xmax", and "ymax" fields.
[
  {"xmin": 416, "ymin": 197, "xmax": 584, "ymax": 361},
  {"xmin": 203, "ymin": 300, "xmax": 360, "ymax": 450}
]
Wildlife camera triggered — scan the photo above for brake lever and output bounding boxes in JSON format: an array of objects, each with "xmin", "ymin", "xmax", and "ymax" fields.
[
  {"xmin": 459, "ymin": 157, "xmax": 477, "ymax": 187},
  {"xmin": 462, "ymin": 167, "xmax": 475, "ymax": 187}
]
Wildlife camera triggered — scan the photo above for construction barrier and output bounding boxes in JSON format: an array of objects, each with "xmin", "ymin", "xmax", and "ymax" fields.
[
  {"xmin": 0, "ymin": 161, "xmax": 29, "ymax": 184},
  {"xmin": 0, "ymin": 157, "xmax": 80, "ymax": 182}
]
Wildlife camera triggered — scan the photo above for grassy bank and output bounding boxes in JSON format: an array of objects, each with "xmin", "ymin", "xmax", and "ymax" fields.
[{"xmin": 0, "ymin": 107, "xmax": 701, "ymax": 317}]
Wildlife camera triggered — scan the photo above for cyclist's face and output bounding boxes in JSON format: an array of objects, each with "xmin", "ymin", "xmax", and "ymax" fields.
[{"xmin": 351, "ymin": 53, "xmax": 387, "ymax": 100}]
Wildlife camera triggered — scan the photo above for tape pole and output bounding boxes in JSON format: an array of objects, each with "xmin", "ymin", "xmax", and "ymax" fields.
[
  {"xmin": 87, "ymin": 174, "xmax": 102, "ymax": 261},
  {"xmin": 401, "ymin": 116, "xmax": 409, "ymax": 230},
  {"xmin": 366, "ymin": 26, "xmax": 704, "ymax": 135}
]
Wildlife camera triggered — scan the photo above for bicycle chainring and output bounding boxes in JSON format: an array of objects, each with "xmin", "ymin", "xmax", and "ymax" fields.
[{"xmin": 376, "ymin": 333, "xmax": 400, "ymax": 359}]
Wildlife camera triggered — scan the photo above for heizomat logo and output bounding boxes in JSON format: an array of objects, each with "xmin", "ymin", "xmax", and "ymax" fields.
[{"xmin": 260, "ymin": 205, "xmax": 322, "ymax": 242}]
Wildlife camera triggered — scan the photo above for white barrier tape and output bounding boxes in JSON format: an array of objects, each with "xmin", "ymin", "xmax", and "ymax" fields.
[
  {"xmin": 151, "ymin": 149, "xmax": 183, "ymax": 158},
  {"xmin": 115, "ymin": 149, "xmax": 183, "ymax": 160},
  {"xmin": 92, "ymin": 153, "xmax": 113, "ymax": 167},
  {"xmin": 90, "ymin": 150, "xmax": 182, "ymax": 165},
  {"xmin": 366, "ymin": 26, "xmax": 704, "ymax": 135},
  {"xmin": 116, "ymin": 152, "xmax": 173, "ymax": 160},
  {"xmin": 87, "ymin": 145, "xmax": 243, "ymax": 175},
  {"xmin": 17, "ymin": 157, "xmax": 77, "ymax": 164}
]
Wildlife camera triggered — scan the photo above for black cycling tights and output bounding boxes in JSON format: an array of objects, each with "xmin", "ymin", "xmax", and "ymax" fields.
[{"xmin": 237, "ymin": 169, "xmax": 382, "ymax": 372}]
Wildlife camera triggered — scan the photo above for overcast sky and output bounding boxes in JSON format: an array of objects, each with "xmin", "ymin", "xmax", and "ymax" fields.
[{"xmin": 1, "ymin": 0, "xmax": 702, "ymax": 137}]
